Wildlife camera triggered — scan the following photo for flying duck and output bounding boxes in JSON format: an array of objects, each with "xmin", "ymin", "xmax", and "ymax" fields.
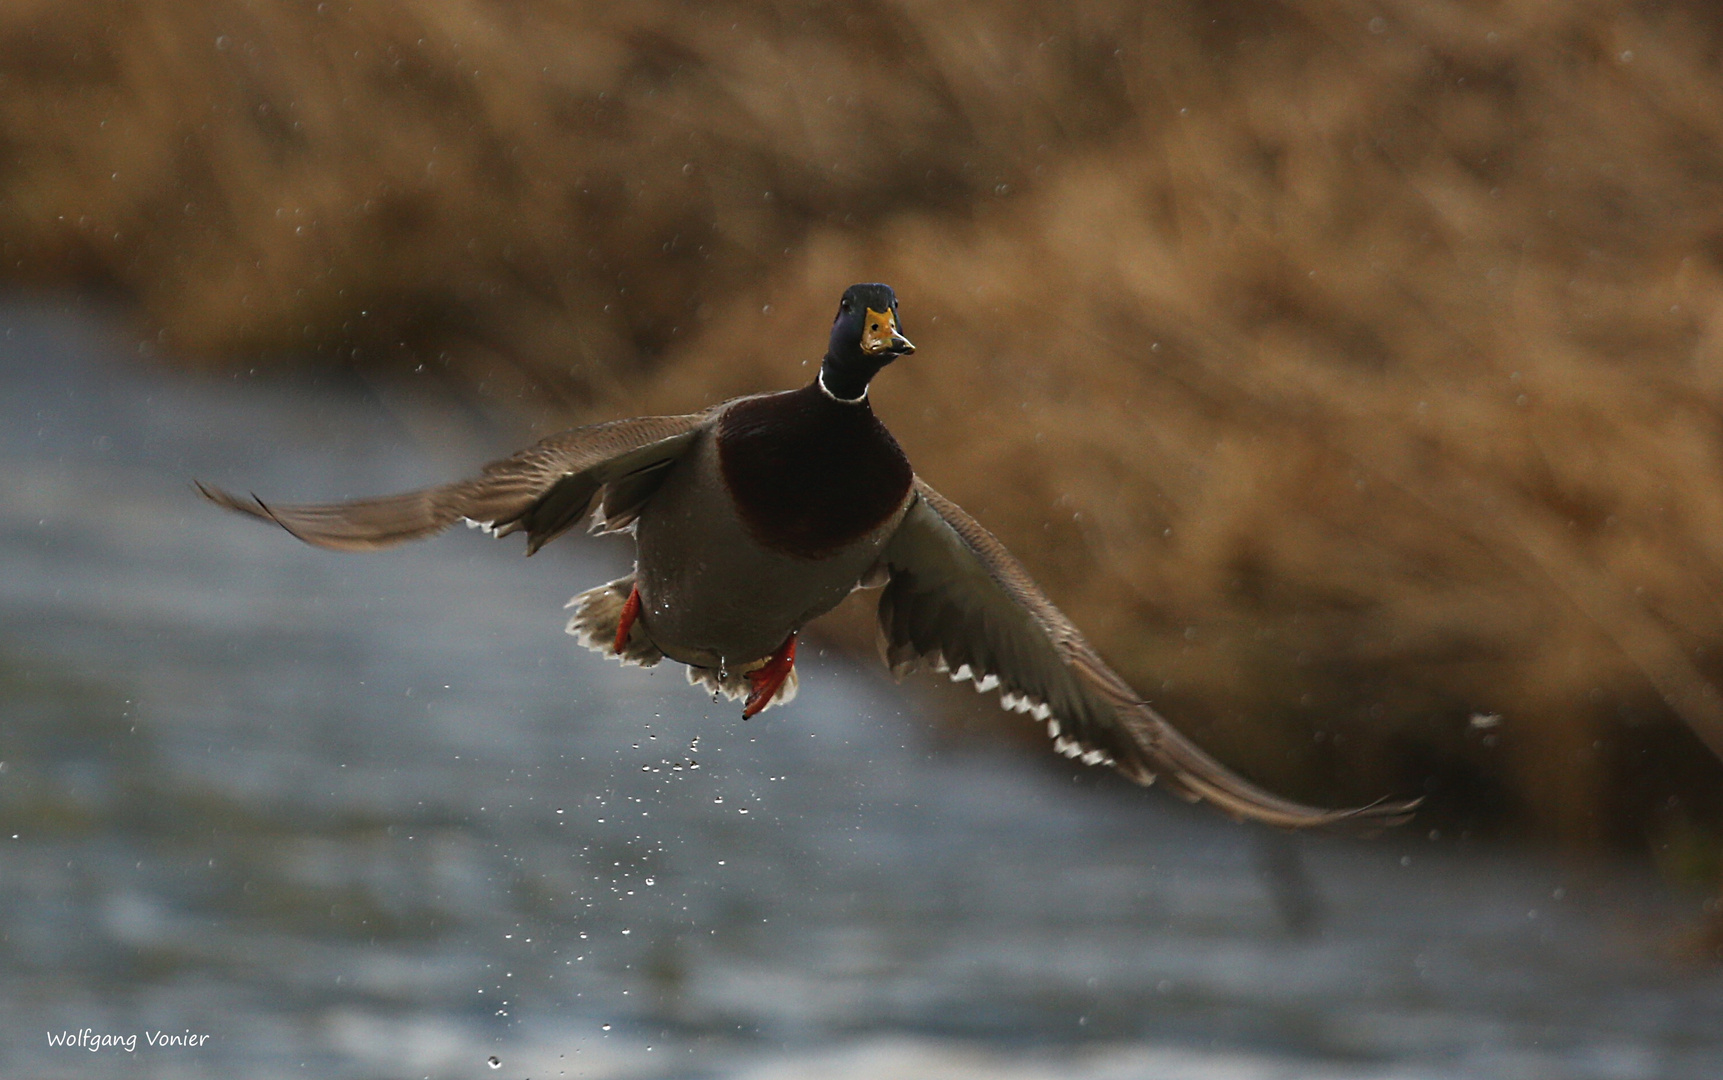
[{"xmin": 201, "ymin": 284, "xmax": 1416, "ymax": 829}]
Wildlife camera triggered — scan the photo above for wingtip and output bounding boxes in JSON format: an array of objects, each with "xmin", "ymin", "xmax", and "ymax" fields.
[
  {"xmin": 1351, "ymin": 793, "xmax": 1424, "ymax": 828},
  {"xmin": 193, "ymin": 478, "xmax": 231, "ymax": 506},
  {"xmin": 197, "ymin": 481, "xmax": 322, "ymax": 547},
  {"xmin": 1140, "ymin": 753, "xmax": 1423, "ymax": 832},
  {"xmin": 1305, "ymin": 794, "xmax": 1422, "ymax": 835},
  {"xmin": 195, "ymin": 480, "xmax": 264, "ymax": 518}
]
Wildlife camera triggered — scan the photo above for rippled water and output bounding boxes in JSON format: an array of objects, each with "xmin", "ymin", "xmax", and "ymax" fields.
[{"xmin": 1, "ymin": 297, "xmax": 1720, "ymax": 1079}]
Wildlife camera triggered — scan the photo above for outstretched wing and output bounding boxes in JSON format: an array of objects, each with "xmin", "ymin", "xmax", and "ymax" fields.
[
  {"xmin": 877, "ymin": 479, "xmax": 1418, "ymax": 829},
  {"xmin": 199, "ymin": 413, "xmax": 706, "ymax": 554}
]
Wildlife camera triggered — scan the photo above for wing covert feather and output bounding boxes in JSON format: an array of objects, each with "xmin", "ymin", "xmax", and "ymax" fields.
[
  {"xmin": 199, "ymin": 413, "xmax": 706, "ymax": 553},
  {"xmin": 879, "ymin": 479, "xmax": 1418, "ymax": 830}
]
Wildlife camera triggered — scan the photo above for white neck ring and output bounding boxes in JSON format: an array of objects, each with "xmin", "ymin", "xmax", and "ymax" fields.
[{"xmin": 817, "ymin": 368, "xmax": 868, "ymax": 404}]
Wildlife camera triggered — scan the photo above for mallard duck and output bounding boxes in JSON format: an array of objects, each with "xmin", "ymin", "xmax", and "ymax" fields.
[{"xmin": 201, "ymin": 284, "xmax": 1415, "ymax": 829}]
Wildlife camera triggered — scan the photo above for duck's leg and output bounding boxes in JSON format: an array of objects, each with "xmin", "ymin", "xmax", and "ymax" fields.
[
  {"xmin": 614, "ymin": 583, "xmax": 642, "ymax": 654},
  {"xmin": 743, "ymin": 634, "xmax": 798, "ymax": 719}
]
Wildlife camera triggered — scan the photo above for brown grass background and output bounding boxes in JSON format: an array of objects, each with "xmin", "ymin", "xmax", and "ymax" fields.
[{"xmin": 9, "ymin": 0, "xmax": 1723, "ymax": 849}]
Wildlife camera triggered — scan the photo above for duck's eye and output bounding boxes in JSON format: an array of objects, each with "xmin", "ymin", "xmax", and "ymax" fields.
[{"xmin": 870, "ymin": 322, "xmax": 880, "ymax": 332}]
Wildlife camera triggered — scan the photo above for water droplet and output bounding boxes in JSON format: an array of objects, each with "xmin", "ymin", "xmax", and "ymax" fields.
[
  {"xmin": 487, "ymin": 1056, "xmax": 501, "ymax": 1069},
  {"xmin": 601, "ymin": 1023, "xmax": 612, "ymax": 1032},
  {"xmin": 644, "ymin": 877, "xmax": 655, "ymax": 886}
]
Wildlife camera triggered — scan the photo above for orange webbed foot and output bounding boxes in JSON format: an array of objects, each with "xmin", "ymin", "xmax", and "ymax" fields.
[
  {"xmin": 614, "ymin": 583, "xmax": 642, "ymax": 655},
  {"xmin": 742, "ymin": 634, "xmax": 798, "ymax": 719}
]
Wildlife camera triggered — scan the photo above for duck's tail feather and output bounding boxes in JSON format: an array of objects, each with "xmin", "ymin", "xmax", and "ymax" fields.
[
  {"xmin": 565, "ymin": 575, "xmax": 663, "ymax": 667},
  {"xmin": 685, "ymin": 661, "xmax": 798, "ymax": 713}
]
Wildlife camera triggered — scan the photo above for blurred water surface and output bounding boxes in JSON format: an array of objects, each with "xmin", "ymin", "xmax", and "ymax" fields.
[{"xmin": 0, "ymin": 296, "xmax": 1720, "ymax": 1079}]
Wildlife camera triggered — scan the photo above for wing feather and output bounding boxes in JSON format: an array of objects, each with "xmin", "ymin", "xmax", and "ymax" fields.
[
  {"xmin": 198, "ymin": 413, "xmax": 706, "ymax": 553},
  {"xmin": 879, "ymin": 479, "xmax": 1419, "ymax": 830}
]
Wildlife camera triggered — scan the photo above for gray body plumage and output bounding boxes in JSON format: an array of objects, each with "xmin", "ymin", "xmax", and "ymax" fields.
[{"xmin": 633, "ymin": 414, "xmax": 907, "ymax": 669}]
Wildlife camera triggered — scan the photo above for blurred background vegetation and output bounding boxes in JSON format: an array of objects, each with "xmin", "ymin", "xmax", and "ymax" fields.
[{"xmin": 6, "ymin": 0, "xmax": 1723, "ymax": 852}]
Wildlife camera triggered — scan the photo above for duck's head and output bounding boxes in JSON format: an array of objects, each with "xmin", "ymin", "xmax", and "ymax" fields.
[{"xmin": 819, "ymin": 283, "xmax": 914, "ymax": 402}]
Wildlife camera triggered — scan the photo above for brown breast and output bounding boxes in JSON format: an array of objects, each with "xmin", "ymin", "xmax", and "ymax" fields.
[{"xmin": 716, "ymin": 384, "xmax": 914, "ymax": 559}]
